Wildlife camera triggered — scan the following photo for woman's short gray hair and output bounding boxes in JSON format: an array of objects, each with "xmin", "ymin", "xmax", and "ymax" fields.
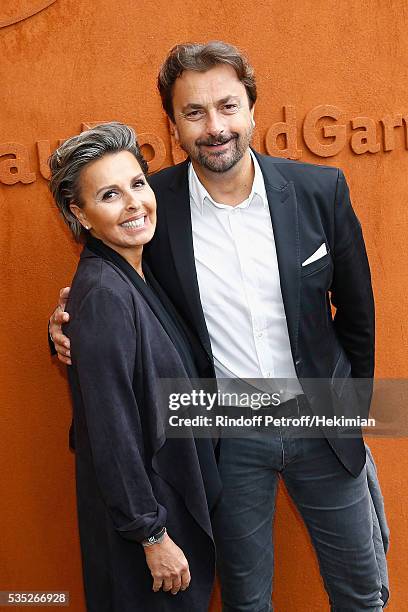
[{"xmin": 49, "ymin": 122, "xmax": 148, "ymax": 242}]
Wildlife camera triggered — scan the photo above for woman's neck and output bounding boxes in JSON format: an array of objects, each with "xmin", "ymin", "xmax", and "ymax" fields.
[{"xmin": 88, "ymin": 234, "xmax": 144, "ymax": 279}]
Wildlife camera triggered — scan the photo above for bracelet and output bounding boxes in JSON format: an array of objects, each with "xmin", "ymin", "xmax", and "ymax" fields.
[{"xmin": 142, "ymin": 526, "xmax": 167, "ymax": 547}]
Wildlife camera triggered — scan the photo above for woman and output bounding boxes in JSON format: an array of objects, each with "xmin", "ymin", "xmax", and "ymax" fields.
[{"xmin": 48, "ymin": 122, "xmax": 220, "ymax": 612}]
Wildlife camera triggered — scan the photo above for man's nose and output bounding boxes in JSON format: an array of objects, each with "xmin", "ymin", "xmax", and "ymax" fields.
[{"xmin": 205, "ymin": 110, "xmax": 225, "ymax": 136}]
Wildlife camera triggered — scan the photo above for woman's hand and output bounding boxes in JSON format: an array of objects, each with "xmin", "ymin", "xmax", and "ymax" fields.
[
  {"xmin": 49, "ymin": 287, "xmax": 71, "ymax": 364},
  {"xmin": 144, "ymin": 532, "xmax": 191, "ymax": 595}
]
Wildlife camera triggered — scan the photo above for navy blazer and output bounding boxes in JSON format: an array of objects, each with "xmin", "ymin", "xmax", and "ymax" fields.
[
  {"xmin": 64, "ymin": 246, "xmax": 219, "ymax": 612},
  {"xmin": 145, "ymin": 151, "xmax": 375, "ymax": 477}
]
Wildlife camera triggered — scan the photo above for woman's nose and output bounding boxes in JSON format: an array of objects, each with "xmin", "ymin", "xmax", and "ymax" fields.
[{"xmin": 125, "ymin": 192, "xmax": 142, "ymax": 209}]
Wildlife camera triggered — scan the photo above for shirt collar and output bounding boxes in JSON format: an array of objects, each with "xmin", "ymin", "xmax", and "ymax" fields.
[{"xmin": 189, "ymin": 150, "xmax": 268, "ymax": 214}]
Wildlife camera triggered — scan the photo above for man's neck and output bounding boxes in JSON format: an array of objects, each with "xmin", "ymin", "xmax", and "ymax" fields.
[{"xmin": 192, "ymin": 150, "xmax": 254, "ymax": 207}]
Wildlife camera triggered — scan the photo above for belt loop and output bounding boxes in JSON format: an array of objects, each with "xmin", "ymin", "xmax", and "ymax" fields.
[
  {"xmin": 294, "ymin": 394, "xmax": 300, "ymax": 417},
  {"xmin": 297, "ymin": 394, "xmax": 309, "ymax": 416}
]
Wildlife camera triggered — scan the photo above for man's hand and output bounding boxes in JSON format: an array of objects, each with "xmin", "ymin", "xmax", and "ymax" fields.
[
  {"xmin": 144, "ymin": 532, "xmax": 191, "ymax": 595},
  {"xmin": 49, "ymin": 287, "xmax": 72, "ymax": 365}
]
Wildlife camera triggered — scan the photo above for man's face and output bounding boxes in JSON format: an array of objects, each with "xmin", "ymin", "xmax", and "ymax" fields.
[{"xmin": 171, "ymin": 64, "xmax": 254, "ymax": 173}]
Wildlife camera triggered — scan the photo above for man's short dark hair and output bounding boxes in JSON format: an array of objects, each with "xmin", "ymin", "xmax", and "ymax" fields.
[{"xmin": 158, "ymin": 41, "xmax": 257, "ymax": 123}]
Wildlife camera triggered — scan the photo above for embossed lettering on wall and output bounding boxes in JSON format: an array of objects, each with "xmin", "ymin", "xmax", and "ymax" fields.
[
  {"xmin": 265, "ymin": 105, "xmax": 408, "ymax": 159},
  {"xmin": 1, "ymin": 106, "xmax": 407, "ymax": 185}
]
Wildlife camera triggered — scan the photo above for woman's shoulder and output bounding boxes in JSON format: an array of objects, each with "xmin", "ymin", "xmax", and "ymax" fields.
[{"xmin": 69, "ymin": 249, "xmax": 136, "ymax": 311}]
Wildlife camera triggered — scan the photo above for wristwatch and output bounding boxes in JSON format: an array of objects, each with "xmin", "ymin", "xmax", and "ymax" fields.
[{"xmin": 141, "ymin": 526, "xmax": 167, "ymax": 547}]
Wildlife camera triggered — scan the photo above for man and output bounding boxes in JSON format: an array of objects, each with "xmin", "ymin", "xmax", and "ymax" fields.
[{"xmin": 50, "ymin": 42, "xmax": 384, "ymax": 611}]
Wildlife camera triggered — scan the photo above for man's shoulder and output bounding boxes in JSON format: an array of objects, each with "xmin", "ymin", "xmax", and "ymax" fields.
[
  {"xmin": 255, "ymin": 152, "xmax": 341, "ymax": 183},
  {"xmin": 148, "ymin": 159, "xmax": 189, "ymax": 190},
  {"xmin": 253, "ymin": 152, "xmax": 345, "ymax": 202}
]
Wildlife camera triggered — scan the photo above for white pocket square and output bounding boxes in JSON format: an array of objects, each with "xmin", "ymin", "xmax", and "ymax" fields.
[{"xmin": 302, "ymin": 243, "xmax": 328, "ymax": 267}]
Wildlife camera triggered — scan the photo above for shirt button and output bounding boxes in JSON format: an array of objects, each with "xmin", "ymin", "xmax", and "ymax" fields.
[{"xmin": 256, "ymin": 331, "xmax": 263, "ymax": 338}]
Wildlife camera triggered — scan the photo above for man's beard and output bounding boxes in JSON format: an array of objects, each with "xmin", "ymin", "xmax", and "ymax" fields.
[{"xmin": 180, "ymin": 126, "xmax": 253, "ymax": 173}]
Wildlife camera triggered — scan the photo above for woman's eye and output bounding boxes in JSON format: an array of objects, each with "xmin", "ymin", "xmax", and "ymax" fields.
[
  {"xmin": 132, "ymin": 179, "xmax": 145, "ymax": 188},
  {"xmin": 102, "ymin": 190, "xmax": 118, "ymax": 201}
]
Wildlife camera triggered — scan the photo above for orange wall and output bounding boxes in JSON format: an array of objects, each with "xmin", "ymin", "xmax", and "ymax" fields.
[{"xmin": 1, "ymin": 1, "xmax": 407, "ymax": 610}]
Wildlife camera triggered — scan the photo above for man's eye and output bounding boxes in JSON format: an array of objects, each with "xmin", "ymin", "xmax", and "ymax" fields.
[
  {"xmin": 222, "ymin": 104, "xmax": 239, "ymax": 113},
  {"xmin": 185, "ymin": 110, "xmax": 204, "ymax": 120}
]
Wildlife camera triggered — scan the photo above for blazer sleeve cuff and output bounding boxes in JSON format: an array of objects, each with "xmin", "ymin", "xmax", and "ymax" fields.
[{"xmin": 116, "ymin": 505, "xmax": 167, "ymax": 543}]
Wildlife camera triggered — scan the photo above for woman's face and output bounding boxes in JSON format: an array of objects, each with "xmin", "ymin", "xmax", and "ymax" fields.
[{"xmin": 70, "ymin": 151, "xmax": 156, "ymax": 260}]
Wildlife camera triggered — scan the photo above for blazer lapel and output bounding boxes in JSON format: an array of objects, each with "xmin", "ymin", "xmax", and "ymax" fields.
[
  {"xmin": 164, "ymin": 162, "xmax": 213, "ymax": 358},
  {"xmin": 255, "ymin": 153, "xmax": 301, "ymax": 360}
]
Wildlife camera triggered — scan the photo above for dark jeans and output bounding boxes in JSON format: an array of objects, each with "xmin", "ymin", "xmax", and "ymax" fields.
[{"xmin": 212, "ymin": 407, "xmax": 383, "ymax": 611}]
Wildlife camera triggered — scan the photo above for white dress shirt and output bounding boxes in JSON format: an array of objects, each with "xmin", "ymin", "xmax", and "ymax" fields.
[{"xmin": 189, "ymin": 152, "xmax": 303, "ymax": 400}]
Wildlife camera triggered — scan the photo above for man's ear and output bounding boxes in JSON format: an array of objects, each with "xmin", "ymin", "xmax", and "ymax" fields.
[
  {"xmin": 250, "ymin": 105, "xmax": 256, "ymax": 127},
  {"xmin": 171, "ymin": 121, "xmax": 180, "ymax": 143},
  {"xmin": 69, "ymin": 203, "xmax": 91, "ymax": 230}
]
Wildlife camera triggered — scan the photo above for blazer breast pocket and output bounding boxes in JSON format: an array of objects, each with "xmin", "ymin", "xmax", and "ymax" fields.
[{"xmin": 301, "ymin": 252, "xmax": 331, "ymax": 277}]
